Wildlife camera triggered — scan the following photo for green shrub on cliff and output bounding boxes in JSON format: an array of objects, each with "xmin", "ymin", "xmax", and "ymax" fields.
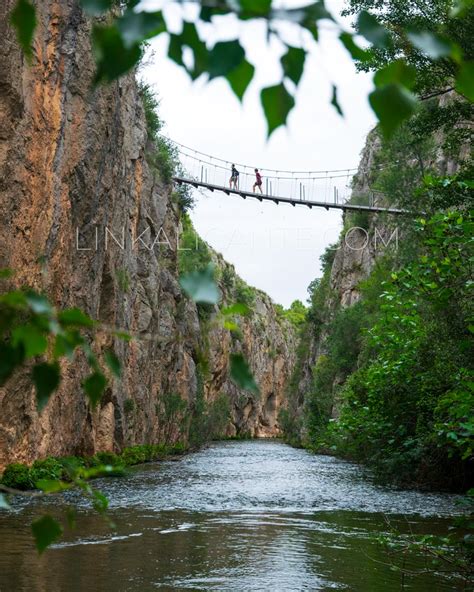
[
  {"xmin": 1, "ymin": 464, "xmax": 33, "ymax": 490},
  {"xmin": 178, "ymin": 214, "xmax": 212, "ymax": 276},
  {"xmin": 138, "ymin": 81, "xmax": 193, "ymax": 212},
  {"xmin": 234, "ymin": 278, "xmax": 256, "ymax": 307},
  {"xmin": 275, "ymin": 300, "xmax": 307, "ymax": 331}
]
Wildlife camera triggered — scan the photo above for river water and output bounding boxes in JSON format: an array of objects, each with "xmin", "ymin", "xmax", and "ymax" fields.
[{"xmin": 0, "ymin": 440, "xmax": 466, "ymax": 591}]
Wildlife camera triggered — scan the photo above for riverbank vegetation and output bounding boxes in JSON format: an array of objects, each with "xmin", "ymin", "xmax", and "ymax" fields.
[
  {"xmin": 283, "ymin": 125, "xmax": 473, "ymax": 492},
  {"xmin": 280, "ymin": 0, "xmax": 473, "ymax": 496},
  {"xmin": 0, "ymin": 443, "xmax": 188, "ymax": 491}
]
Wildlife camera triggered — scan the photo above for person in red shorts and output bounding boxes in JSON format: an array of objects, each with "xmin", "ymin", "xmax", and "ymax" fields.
[{"xmin": 253, "ymin": 168, "xmax": 263, "ymax": 194}]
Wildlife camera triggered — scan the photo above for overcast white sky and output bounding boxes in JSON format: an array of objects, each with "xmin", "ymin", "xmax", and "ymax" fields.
[{"xmin": 142, "ymin": 0, "xmax": 377, "ymax": 307}]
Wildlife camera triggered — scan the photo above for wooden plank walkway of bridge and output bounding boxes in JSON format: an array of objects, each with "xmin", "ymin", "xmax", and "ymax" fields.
[{"xmin": 173, "ymin": 177, "xmax": 411, "ymax": 215}]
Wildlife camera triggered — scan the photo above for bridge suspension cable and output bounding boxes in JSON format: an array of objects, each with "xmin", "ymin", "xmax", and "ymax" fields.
[
  {"xmin": 161, "ymin": 134, "xmax": 361, "ymax": 176},
  {"xmin": 165, "ymin": 136, "xmax": 407, "ymax": 214}
]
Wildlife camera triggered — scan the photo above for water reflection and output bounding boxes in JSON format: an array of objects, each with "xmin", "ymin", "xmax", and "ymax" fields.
[{"xmin": 0, "ymin": 441, "xmax": 464, "ymax": 591}]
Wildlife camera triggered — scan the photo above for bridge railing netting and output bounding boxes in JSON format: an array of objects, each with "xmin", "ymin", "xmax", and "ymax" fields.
[{"xmin": 164, "ymin": 136, "xmax": 382, "ymax": 207}]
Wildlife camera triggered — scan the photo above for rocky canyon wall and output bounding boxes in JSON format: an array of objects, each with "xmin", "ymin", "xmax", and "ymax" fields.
[
  {"xmin": 204, "ymin": 253, "xmax": 296, "ymax": 438},
  {"xmin": 0, "ymin": 0, "xmax": 295, "ymax": 469}
]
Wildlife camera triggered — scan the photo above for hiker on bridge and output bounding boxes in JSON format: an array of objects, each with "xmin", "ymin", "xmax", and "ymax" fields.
[
  {"xmin": 229, "ymin": 164, "xmax": 240, "ymax": 189},
  {"xmin": 253, "ymin": 168, "xmax": 263, "ymax": 194}
]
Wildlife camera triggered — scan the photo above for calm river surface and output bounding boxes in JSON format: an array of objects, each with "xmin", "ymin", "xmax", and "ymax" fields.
[{"xmin": 0, "ymin": 440, "xmax": 467, "ymax": 591}]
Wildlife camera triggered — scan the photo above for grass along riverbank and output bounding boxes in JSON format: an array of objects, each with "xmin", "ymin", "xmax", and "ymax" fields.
[{"xmin": 0, "ymin": 442, "xmax": 189, "ymax": 491}]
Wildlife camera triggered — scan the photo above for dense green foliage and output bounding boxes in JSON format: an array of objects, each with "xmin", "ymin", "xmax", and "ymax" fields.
[
  {"xmin": 9, "ymin": 0, "xmax": 474, "ymax": 139},
  {"xmin": 325, "ymin": 212, "xmax": 473, "ymax": 489},
  {"xmin": 178, "ymin": 214, "xmax": 212, "ymax": 276},
  {"xmin": 343, "ymin": 0, "xmax": 474, "ymax": 98},
  {"xmin": 275, "ymin": 300, "xmax": 307, "ymax": 331},
  {"xmin": 278, "ymin": 0, "xmax": 473, "ymax": 488},
  {"xmin": 284, "ymin": 119, "xmax": 473, "ymax": 489},
  {"xmin": 1, "ymin": 443, "xmax": 188, "ymax": 491},
  {"xmin": 188, "ymin": 364, "xmax": 231, "ymax": 447}
]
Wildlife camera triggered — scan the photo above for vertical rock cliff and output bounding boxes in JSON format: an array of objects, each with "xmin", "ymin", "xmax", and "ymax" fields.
[
  {"xmin": 203, "ymin": 254, "xmax": 296, "ymax": 438},
  {"xmin": 0, "ymin": 0, "xmax": 295, "ymax": 469}
]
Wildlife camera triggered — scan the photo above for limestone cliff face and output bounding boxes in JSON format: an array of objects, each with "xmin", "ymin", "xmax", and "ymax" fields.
[
  {"xmin": 0, "ymin": 0, "xmax": 295, "ymax": 469},
  {"xmin": 329, "ymin": 130, "xmax": 383, "ymax": 308},
  {"xmin": 293, "ymin": 130, "xmax": 385, "ymax": 416},
  {"xmin": 204, "ymin": 256, "xmax": 296, "ymax": 438}
]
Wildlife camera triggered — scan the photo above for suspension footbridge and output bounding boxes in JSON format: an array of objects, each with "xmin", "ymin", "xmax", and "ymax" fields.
[{"xmin": 166, "ymin": 137, "xmax": 411, "ymax": 215}]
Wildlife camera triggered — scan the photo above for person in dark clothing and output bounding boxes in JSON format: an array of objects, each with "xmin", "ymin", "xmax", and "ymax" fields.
[
  {"xmin": 253, "ymin": 168, "xmax": 263, "ymax": 194},
  {"xmin": 229, "ymin": 164, "xmax": 240, "ymax": 189}
]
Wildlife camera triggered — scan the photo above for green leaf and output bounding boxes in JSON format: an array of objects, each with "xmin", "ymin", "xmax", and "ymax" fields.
[
  {"xmin": 357, "ymin": 11, "xmax": 390, "ymax": 49},
  {"xmin": 32, "ymin": 362, "xmax": 61, "ymax": 412},
  {"xmin": 331, "ymin": 85, "xmax": 343, "ymax": 116},
  {"xmin": 58, "ymin": 308, "xmax": 95, "ymax": 328},
  {"xmin": 114, "ymin": 330, "xmax": 133, "ymax": 342},
  {"xmin": 82, "ymin": 371, "xmax": 107, "ymax": 408},
  {"xmin": 261, "ymin": 83, "xmax": 295, "ymax": 137},
  {"xmin": 274, "ymin": 2, "xmax": 331, "ymax": 40},
  {"xmin": 0, "ymin": 343, "xmax": 23, "ymax": 385},
  {"xmin": 53, "ymin": 332, "xmax": 83, "ymax": 360},
  {"xmin": 226, "ymin": 59, "xmax": 255, "ymax": 102},
  {"xmin": 281, "ymin": 46, "xmax": 306, "ymax": 86},
  {"xmin": 0, "ymin": 269, "xmax": 13, "ymax": 279},
  {"xmin": 180, "ymin": 265, "xmax": 220, "ymax": 304},
  {"xmin": 91, "ymin": 489, "xmax": 109, "ymax": 513},
  {"xmin": 407, "ymin": 30, "xmax": 453, "ymax": 59},
  {"xmin": 168, "ymin": 23, "xmax": 209, "ymax": 79},
  {"xmin": 92, "ymin": 25, "xmax": 142, "ymax": 83},
  {"xmin": 451, "ymin": 0, "xmax": 474, "ymax": 16},
  {"xmin": 10, "ymin": 0, "xmax": 36, "ymax": 59},
  {"xmin": 223, "ymin": 320, "xmax": 240, "ymax": 332},
  {"xmin": 82, "ymin": 343, "xmax": 100, "ymax": 371},
  {"xmin": 12, "ymin": 325, "xmax": 48, "ymax": 358},
  {"xmin": 168, "ymin": 34, "xmax": 184, "ymax": 67},
  {"xmin": 277, "ymin": 2, "xmax": 332, "ymax": 25},
  {"xmin": 117, "ymin": 10, "xmax": 165, "ymax": 48},
  {"xmin": 0, "ymin": 493, "xmax": 11, "ymax": 510},
  {"xmin": 302, "ymin": 20, "xmax": 319, "ymax": 42},
  {"xmin": 36, "ymin": 480, "xmax": 71, "ymax": 493},
  {"xmin": 209, "ymin": 40, "xmax": 245, "ymax": 80},
  {"xmin": 369, "ymin": 84, "xmax": 417, "ymax": 139},
  {"xmin": 80, "ymin": 0, "xmax": 112, "ymax": 16},
  {"xmin": 81, "ymin": 464, "xmax": 123, "ymax": 479},
  {"xmin": 339, "ymin": 32, "xmax": 370, "ymax": 62},
  {"xmin": 0, "ymin": 290, "xmax": 27, "ymax": 308},
  {"xmin": 239, "ymin": 0, "xmax": 271, "ymax": 16},
  {"xmin": 104, "ymin": 349, "xmax": 121, "ymax": 378},
  {"xmin": 307, "ymin": 1, "xmax": 334, "ymax": 21},
  {"xmin": 26, "ymin": 292, "xmax": 53, "ymax": 315},
  {"xmin": 230, "ymin": 353, "xmax": 259, "ymax": 394},
  {"xmin": 455, "ymin": 61, "xmax": 474, "ymax": 101},
  {"xmin": 32, "ymin": 515, "xmax": 63, "ymax": 553},
  {"xmin": 374, "ymin": 60, "xmax": 416, "ymax": 90},
  {"xmin": 221, "ymin": 303, "xmax": 251, "ymax": 316},
  {"xmin": 185, "ymin": 23, "xmax": 209, "ymax": 79}
]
